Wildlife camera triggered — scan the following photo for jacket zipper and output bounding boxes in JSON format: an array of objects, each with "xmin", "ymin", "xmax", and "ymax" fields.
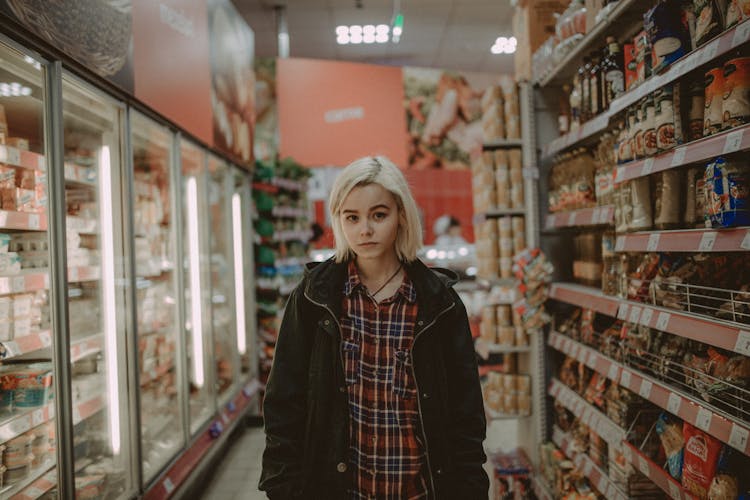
[
  {"xmin": 410, "ymin": 301, "xmax": 456, "ymax": 498},
  {"xmin": 303, "ymin": 291, "xmax": 345, "ymax": 378}
]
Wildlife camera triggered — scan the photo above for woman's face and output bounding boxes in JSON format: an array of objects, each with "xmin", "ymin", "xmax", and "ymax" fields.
[{"xmin": 340, "ymin": 183, "xmax": 400, "ymax": 262}]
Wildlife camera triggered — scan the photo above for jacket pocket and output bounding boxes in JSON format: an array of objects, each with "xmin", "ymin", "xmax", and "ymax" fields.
[
  {"xmin": 341, "ymin": 340, "xmax": 360, "ymax": 385},
  {"xmin": 392, "ymin": 349, "xmax": 417, "ymax": 399}
]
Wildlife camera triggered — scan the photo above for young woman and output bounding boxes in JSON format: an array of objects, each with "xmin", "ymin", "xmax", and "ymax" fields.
[{"xmin": 259, "ymin": 156, "xmax": 488, "ymax": 499}]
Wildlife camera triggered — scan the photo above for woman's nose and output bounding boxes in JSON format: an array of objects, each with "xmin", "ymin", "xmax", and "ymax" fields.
[{"xmin": 360, "ymin": 220, "xmax": 373, "ymax": 235}]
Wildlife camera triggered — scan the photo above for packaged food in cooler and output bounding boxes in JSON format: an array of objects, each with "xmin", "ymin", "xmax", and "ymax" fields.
[
  {"xmin": 5, "ymin": 138, "xmax": 28, "ymax": 151},
  {"xmin": 705, "ymin": 66, "xmax": 726, "ymax": 136},
  {"xmin": 0, "ymin": 363, "xmax": 52, "ymax": 409},
  {"xmin": 0, "ymin": 252, "xmax": 20, "ymax": 275},
  {"xmin": 694, "ymin": 0, "xmax": 727, "ymax": 46},
  {"xmin": 4, "ymin": 434, "xmax": 30, "ymax": 469},
  {"xmin": 14, "ymin": 168, "xmax": 34, "ymax": 190},
  {"xmin": 682, "ymin": 422, "xmax": 722, "ymax": 498},
  {"xmin": 0, "ymin": 166, "xmax": 14, "ymax": 189},
  {"xmin": 722, "ymin": 56, "xmax": 750, "ymax": 129},
  {"xmin": 4, "ymin": 461, "xmax": 29, "ymax": 485},
  {"xmin": 75, "ymin": 474, "xmax": 106, "ymax": 499},
  {"xmin": 704, "ymin": 156, "xmax": 749, "ymax": 227}
]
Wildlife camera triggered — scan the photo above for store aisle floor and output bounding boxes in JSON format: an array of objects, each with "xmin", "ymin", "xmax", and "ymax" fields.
[{"xmin": 200, "ymin": 426, "xmax": 267, "ymax": 500}]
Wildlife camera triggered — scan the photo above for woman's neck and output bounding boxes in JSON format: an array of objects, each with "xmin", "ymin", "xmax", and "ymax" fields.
[{"xmin": 355, "ymin": 253, "xmax": 401, "ymax": 283}]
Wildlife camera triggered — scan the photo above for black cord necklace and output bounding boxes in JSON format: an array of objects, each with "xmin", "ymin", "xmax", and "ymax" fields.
[{"xmin": 370, "ymin": 263, "xmax": 403, "ymax": 297}]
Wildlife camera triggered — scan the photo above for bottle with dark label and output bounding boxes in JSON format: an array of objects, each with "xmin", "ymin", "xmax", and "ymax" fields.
[
  {"xmin": 580, "ymin": 56, "xmax": 592, "ymax": 122},
  {"xmin": 590, "ymin": 52, "xmax": 602, "ymax": 117},
  {"xmin": 602, "ymin": 36, "xmax": 625, "ymax": 109},
  {"xmin": 570, "ymin": 75, "xmax": 582, "ymax": 131}
]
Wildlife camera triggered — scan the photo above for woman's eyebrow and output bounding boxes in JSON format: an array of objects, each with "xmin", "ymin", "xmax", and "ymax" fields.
[{"xmin": 368, "ymin": 204, "xmax": 390, "ymax": 211}]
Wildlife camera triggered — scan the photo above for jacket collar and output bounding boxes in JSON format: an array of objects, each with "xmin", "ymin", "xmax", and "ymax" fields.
[{"xmin": 304, "ymin": 257, "xmax": 458, "ymax": 322}]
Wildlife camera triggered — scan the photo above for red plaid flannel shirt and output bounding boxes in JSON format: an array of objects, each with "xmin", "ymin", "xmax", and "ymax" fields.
[{"xmin": 340, "ymin": 261, "xmax": 430, "ymax": 499}]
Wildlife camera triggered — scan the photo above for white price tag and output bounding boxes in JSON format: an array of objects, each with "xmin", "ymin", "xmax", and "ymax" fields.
[
  {"xmin": 668, "ymin": 479, "xmax": 681, "ymax": 500},
  {"xmin": 638, "ymin": 455, "xmax": 650, "ymax": 476},
  {"xmin": 729, "ymin": 423, "xmax": 749, "ymax": 452},
  {"xmin": 583, "ymin": 459, "xmax": 593, "ymax": 477},
  {"xmin": 598, "ymin": 475, "xmax": 609, "ymax": 493},
  {"xmin": 735, "ymin": 331, "xmax": 750, "ymax": 356},
  {"xmin": 699, "ymin": 231, "xmax": 717, "ymax": 252},
  {"xmin": 723, "ymin": 128, "xmax": 745, "ymax": 154},
  {"xmin": 614, "ymin": 167, "xmax": 625, "ymax": 184},
  {"xmin": 621, "ymin": 444, "xmax": 633, "ymax": 464},
  {"xmin": 656, "ymin": 312, "xmax": 671, "ymax": 331},
  {"xmin": 667, "ymin": 393, "xmax": 682, "ymax": 414},
  {"xmin": 734, "ymin": 19, "xmax": 750, "ymax": 45},
  {"xmin": 163, "ymin": 477, "xmax": 175, "ymax": 494},
  {"xmin": 568, "ymin": 211, "xmax": 577, "ymax": 226},
  {"xmin": 591, "ymin": 207, "xmax": 601, "ymax": 224},
  {"xmin": 617, "ymin": 303, "xmax": 630, "ymax": 320},
  {"xmin": 639, "ymin": 379, "xmax": 653, "ymax": 399},
  {"xmin": 608, "ymin": 363, "xmax": 620, "ymax": 380},
  {"xmin": 615, "ymin": 236, "xmax": 625, "ymax": 252},
  {"xmin": 577, "ymin": 348, "xmax": 588, "ymax": 363},
  {"xmin": 28, "ymin": 214, "xmax": 40, "ymax": 230},
  {"xmin": 564, "ymin": 338, "xmax": 573, "ymax": 352},
  {"xmin": 741, "ymin": 230, "xmax": 750, "ymax": 250},
  {"xmin": 641, "ymin": 157, "xmax": 654, "ymax": 176},
  {"xmin": 587, "ymin": 352, "xmax": 598, "ymax": 369},
  {"xmin": 695, "ymin": 407, "xmax": 712, "ymax": 431},
  {"xmin": 570, "ymin": 343, "xmax": 579, "ymax": 358},
  {"xmin": 620, "ymin": 370, "xmax": 632, "ymax": 388},
  {"xmin": 671, "ymin": 147, "xmax": 687, "ymax": 167},
  {"xmin": 629, "ymin": 306, "xmax": 643, "ymax": 324},
  {"xmin": 647, "ymin": 233, "xmax": 661, "ymax": 252},
  {"xmin": 32, "ymin": 409, "xmax": 44, "ymax": 426},
  {"xmin": 700, "ymin": 39, "xmax": 720, "ymax": 64},
  {"xmin": 640, "ymin": 308, "xmax": 654, "ymax": 326},
  {"xmin": 583, "ymin": 408, "xmax": 593, "ymax": 426}
]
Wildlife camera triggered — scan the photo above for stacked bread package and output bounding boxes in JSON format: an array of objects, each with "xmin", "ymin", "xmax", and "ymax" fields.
[{"xmin": 481, "ymin": 77, "xmax": 521, "ymax": 142}]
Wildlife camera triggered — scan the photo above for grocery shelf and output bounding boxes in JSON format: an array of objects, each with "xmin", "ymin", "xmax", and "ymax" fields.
[
  {"xmin": 72, "ymin": 393, "xmax": 105, "ymax": 425},
  {"xmin": 614, "ymin": 123, "xmax": 750, "ymax": 183},
  {"xmin": 541, "ymin": 20, "xmax": 750, "ymax": 160},
  {"xmin": 274, "ymin": 257, "xmax": 306, "ymax": 268},
  {"xmin": 0, "ymin": 461, "xmax": 55, "ymax": 500},
  {"xmin": 0, "ymin": 145, "xmax": 46, "ymax": 171},
  {"xmin": 551, "ymin": 426, "xmax": 628, "ymax": 500},
  {"xmin": 544, "ymin": 205, "xmax": 614, "ymax": 230},
  {"xmin": 531, "ymin": 474, "xmax": 554, "ymax": 500},
  {"xmin": 0, "ymin": 403, "xmax": 55, "ymax": 443},
  {"xmin": 140, "ymin": 361, "xmax": 174, "ymax": 386},
  {"xmin": 621, "ymin": 441, "xmax": 697, "ymax": 500},
  {"xmin": 473, "ymin": 208, "xmax": 526, "ymax": 225},
  {"xmin": 273, "ymin": 229, "xmax": 313, "ymax": 243},
  {"xmin": 0, "ymin": 210, "xmax": 46, "ymax": 231},
  {"xmin": 0, "ymin": 271, "xmax": 49, "ymax": 295},
  {"xmin": 478, "ymin": 364, "xmax": 508, "ymax": 377},
  {"xmin": 482, "ymin": 138, "xmax": 523, "ymax": 149},
  {"xmin": 271, "ymin": 206, "xmax": 307, "ymax": 219},
  {"xmin": 548, "ymin": 331, "xmax": 750, "ymax": 457},
  {"xmin": 66, "ymin": 215, "xmax": 98, "ymax": 234},
  {"xmin": 0, "ymin": 330, "xmax": 53, "ymax": 360},
  {"xmin": 67, "ymin": 266, "xmax": 100, "ymax": 283},
  {"xmin": 615, "ymin": 227, "xmax": 750, "ymax": 253},
  {"xmin": 548, "ymin": 282, "xmax": 750, "ymax": 354},
  {"xmin": 476, "ymin": 339, "xmax": 530, "ymax": 357},
  {"xmin": 534, "ymin": 0, "xmax": 642, "ymax": 87},
  {"xmin": 144, "ymin": 379, "xmax": 262, "ymax": 500},
  {"xmin": 271, "ymin": 177, "xmax": 306, "ymax": 192},
  {"xmin": 548, "ymin": 378, "xmax": 626, "ymax": 446},
  {"xmin": 71, "ymin": 334, "xmax": 104, "ymax": 362},
  {"xmin": 485, "ymin": 406, "xmax": 530, "ymax": 420},
  {"xmin": 64, "ymin": 162, "xmax": 96, "ymax": 186}
]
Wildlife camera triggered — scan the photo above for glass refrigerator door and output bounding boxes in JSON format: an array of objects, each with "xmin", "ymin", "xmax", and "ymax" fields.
[
  {"xmin": 232, "ymin": 168, "xmax": 255, "ymax": 380},
  {"xmin": 207, "ymin": 156, "xmax": 238, "ymax": 403},
  {"xmin": 61, "ymin": 74, "xmax": 133, "ymax": 497},
  {"xmin": 130, "ymin": 112, "xmax": 185, "ymax": 482},
  {"xmin": 181, "ymin": 141, "xmax": 214, "ymax": 433},
  {"xmin": 0, "ymin": 42, "xmax": 56, "ymax": 498}
]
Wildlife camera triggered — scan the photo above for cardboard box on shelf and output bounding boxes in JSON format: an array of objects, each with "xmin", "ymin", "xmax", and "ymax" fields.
[{"xmin": 514, "ymin": 0, "xmax": 567, "ymax": 79}]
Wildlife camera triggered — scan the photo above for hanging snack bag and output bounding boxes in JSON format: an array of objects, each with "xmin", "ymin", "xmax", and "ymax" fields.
[
  {"xmin": 645, "ymin": 0, "xmax": 691, "ymax": 73},
  {"xmin": 704, "ymin": 66, "xmax": 725, "ymax": 136},
  {"xmin": 682, "ymin": 422, "xmax": 722, "ymax": 498},
  {"xmin": 656, "ymin": 413, "xmax": 685, "ymax": 481},
  {"xmin": 694, "ymin": 0, "xmax": 727, "ymax": 46},
  {"xmin": 722, "ymin": 56, "xmax": 750, "ymax": 129}
]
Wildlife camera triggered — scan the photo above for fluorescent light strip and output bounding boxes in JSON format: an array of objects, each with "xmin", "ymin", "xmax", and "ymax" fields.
[
  {"xmin": 231, "ymin": 193, "xmax": 247, "ymax": 355},
  {"xmin": 335, "ymin": 24, "xmax": 392, "ymax": 44},
  {"xmin": 99, "ymin": 145, "xmax": 121, "ymax": 455},
  {"xmin": 186, "ymin": 177, "xmax": 205, "ymax": 388}
]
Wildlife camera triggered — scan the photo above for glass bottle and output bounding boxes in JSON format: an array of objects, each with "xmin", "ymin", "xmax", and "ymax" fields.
[
  {"xmin": 570, "ymin": 76, "xmax": 582, "ymax": 131},
  {"xmin": 580, "ymin": 56, "xmax": 592, "ymax": 122},
  {"xmin": 589, "ymin": 53, "xmax": 601, "ymax": 117},
  {"xmin": 601, "ymin": 36, "xmax": 625, "ymax": 108}
]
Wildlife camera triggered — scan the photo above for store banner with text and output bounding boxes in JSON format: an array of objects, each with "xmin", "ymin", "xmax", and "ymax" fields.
[{"xmin": 277, "ymin": 58, "xmax": 409, "ymax": 168}]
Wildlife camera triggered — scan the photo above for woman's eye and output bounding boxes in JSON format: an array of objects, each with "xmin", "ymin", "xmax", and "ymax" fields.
[
  {"xmin": 346, "ymin": 215, "xmax": 358, "ymax": 223},
  {"xmin": 373, "ymin": 212, "xmax": 387, "ymax": 220}
]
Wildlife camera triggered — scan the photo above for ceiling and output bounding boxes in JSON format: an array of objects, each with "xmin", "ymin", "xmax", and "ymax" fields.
[{"xmin": 234, "ymin": 0, "xmax": 516, "ymax": 74}]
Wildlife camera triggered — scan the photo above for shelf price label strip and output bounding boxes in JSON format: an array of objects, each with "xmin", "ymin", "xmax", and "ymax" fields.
[
  {"xmin": 548, "ymin": 331, "xmax": 750, "ymax": 456},
  {"xmin": 542, "ymin": 21, "xmax": 750, "ymax": 160},
  {"xmin": 616, "ymin": 227, "xmax": 750, "ymax": 253},
  {"xmin": 548, "ymin": 282, "xmax": 748, "ymax": 355},
  {"xmin": 544, "ymin": 205, "xmax": 615, "ymax": 230}
]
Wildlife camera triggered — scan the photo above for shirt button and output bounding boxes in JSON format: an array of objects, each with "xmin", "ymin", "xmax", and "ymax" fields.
[
  {"xmin": 324, "ymin": 319, "xmax": 330, "ymax": 325},
  {"xmin": 336, "ymin": 462, "xmax": 347, "ymax": 473},
  {"xmin": 417, "ymin": 320, "xmax": 424, "ymax": 326},
  {"xmin": 422, "ymin": 392, "xmax": 430, "ymax": 399}
]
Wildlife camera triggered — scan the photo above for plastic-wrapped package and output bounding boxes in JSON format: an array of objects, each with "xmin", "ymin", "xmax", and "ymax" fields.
[
  {"xmin": 682, "ymin": 422, "xmax": 722, "ymax": 498},
  {"xmin": 656, "ymin": 413, "xmax": 685, "ymax": 481},
  {"xmin": 704, "ymin": 66, "xmax": 725, "ymax": 136},
  {"xmin": 654, "ymin": 170, "xmax": 684, "ymax": 229},
  {"xmin": 722, "ymin": 57, "xmax": 750, "ymax": 130},
  {"xmin": 693, "ymin": 0, "xmax": 727, "ymax": 46},
  {"xmin": 725, "ymin": 0, "xmax": 750, "ymax": 26},
  {"xmin": 630, "ymin": 177, "xmax": 654, "ymax": 231},
  {"xmin": 644, "ymin": 0, "xmax": 692, "ymax": 73},
  {"xmin": 642, "ymin": 95, "xmax": 658, "ymax": 157},
  {"xmin": 705, "ymin": 156, "xmax": 750, "ymax": 227}
]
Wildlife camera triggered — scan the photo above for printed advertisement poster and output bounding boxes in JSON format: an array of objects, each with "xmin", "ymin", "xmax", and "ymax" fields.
[
  {"xmin": 133, "ymin": 0, "xmax": 212, "ymax": 144},
  {"xmin": 0, "ymin": 0, "xmax": 135, "ymax": 92},
  {"xmin": 277, "ymin": 58, "xmax": 409, "ymax": 168},
  {"xmin": 208, "ymin": 0, "xmax": 255, "ymax": 165},
  {"xmin": 403, "ymin": 67, "xmax": 500, "ymax": 170}
]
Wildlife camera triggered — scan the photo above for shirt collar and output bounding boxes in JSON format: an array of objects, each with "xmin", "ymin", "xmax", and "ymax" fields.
[{"xmin": 343, "ymin": 260, "xmax": 417, "ymax": 303}]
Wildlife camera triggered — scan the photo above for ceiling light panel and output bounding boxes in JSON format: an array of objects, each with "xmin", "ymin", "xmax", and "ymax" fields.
[{"xmin": 336, "ymin": 24, "xmax": 395, "ymax": 44}]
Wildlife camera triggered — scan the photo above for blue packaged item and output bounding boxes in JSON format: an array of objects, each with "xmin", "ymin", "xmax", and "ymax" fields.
[
  {"xmin": 705, "ymin": 157, "xmax": 750, "ymax": 228},
  {"xmin": 656, "ymin": 412, "xmax": 684, "ymax": 481},
  {"xmin": 644, "ymin": 0, "xmax": 691, "ymax": 74}
]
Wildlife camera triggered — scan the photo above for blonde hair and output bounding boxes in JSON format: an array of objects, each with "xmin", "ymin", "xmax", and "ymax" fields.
[{"xmin": 329, "ymin": 156, "xmax": 423, "ymax": 263}]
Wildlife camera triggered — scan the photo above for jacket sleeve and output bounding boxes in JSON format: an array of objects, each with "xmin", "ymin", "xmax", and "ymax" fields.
[
  {"xmin": 443, "ymin": 289, "xmax": 489, "ymax": 498},
  {"xmin": 259, "ymin": 282, "xmax": 313, "ymax": 498}
]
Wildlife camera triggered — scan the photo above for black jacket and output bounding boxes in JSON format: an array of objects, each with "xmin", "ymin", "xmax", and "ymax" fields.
[{"xmin": 259, "ymin": 258, "xmax": 488, "ymax": 499}]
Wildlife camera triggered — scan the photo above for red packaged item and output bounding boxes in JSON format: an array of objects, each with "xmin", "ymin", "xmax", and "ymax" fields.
[
  {"xmin": 624, "ymin": 43, "xmax": 637, "ymax": 91},
  {"xmin": 682, "ymin": 422, "xmax": 722, "ymax": 498}
]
